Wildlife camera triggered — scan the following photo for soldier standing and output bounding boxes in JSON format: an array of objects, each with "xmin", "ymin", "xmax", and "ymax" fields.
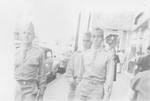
[
  {"xmin": 66, "ymin": 31, "xmax": 92, "ymax": 101},
  {"xmin": 14, "ymin": 22, "xmax": 46, "ymax": 101},
  {"xmin": 74, "ymin": 28, "xmax": 115, "ymax": 101}
]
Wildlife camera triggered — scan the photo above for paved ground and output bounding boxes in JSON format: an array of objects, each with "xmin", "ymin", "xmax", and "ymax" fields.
[
  {"xmin": 44, "ymin": 74, "xmax": 69, "ymax": 101},
  {"xmin": 109, "ymin": 72, "xmax": 133, "ymax": 101},
  {"xmin": 44, "ymin": 72, "xmax": 134, "ymax": 101}
]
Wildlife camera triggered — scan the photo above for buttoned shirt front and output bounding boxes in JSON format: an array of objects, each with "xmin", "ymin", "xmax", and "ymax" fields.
[
  {"xmin": 81, "ymin": 47, "xmax": 114, "ymax": 82},
  {"xmin": 15, "ymin": 46, "xmax": 46, "ymax": 89}
]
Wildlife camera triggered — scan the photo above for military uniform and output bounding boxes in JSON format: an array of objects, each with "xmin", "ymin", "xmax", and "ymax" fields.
[
  {"xmin": 66, "ymin": 50, "xmax": 85, "ymax": 101},
  {"xmin": 14, "ymin": 46, "xmax": 46, "ymax": 101},
  {"xmin": 137, "ymin": 54, "xmax": 150, "ymax": 73},
  {"xmin": 74, "ymin": 47, "xmax": 114, "ymax": 101},
  {"xmin": 131, "ymin": 70, "xmax": 150, "ymax": 101}
]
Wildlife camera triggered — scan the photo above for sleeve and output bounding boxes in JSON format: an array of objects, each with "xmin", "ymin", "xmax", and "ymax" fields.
[
  {"xmin": 130, "ymin": 73, "xmax": 141, "ymax": 100},
  {"xmin": 76, "ymin": 52, "xmax": 85, "ymax": 83},
  {"xmin": 131, "ymin": 73, "xmax": 141, "ymax": 91},
  {"xmin": 136, "ymin": 57, "xmax": 142, "ymax": 72},
  {"xmin": 38, "ymin": 51, "xmax": 47, "ymax": 90},
  {"xmin": 103, "ymin": 53, "xmax": 115, "ymax": 100},
  {"xmin": 65, "ymin": 54, "xmax": 74, "ymax": 78}
]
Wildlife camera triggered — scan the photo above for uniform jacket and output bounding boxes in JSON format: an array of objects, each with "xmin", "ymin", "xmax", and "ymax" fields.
[
  {"xmin": 66, "ymin": 50, "xmax": 83, "ymax": 80},
  {"xmin": 131, "ymin": 70, "xmax": 150, "ymax": 101},
  {"xmin": 15, "ymin": 46, "xmax": 46, "ymax": 89}
]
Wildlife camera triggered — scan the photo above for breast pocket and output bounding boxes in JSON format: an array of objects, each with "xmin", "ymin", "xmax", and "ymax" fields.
[
  {"xmin": 27, "ymin": 58, "xmax": 39, "ymax": 66},
  {"xmin": 84, "ymin": 59, "xmax": 92, "ymax": 66},
  {"xmin": 74, "ymin": 59, "xmax": 80, "ymax": 67}
]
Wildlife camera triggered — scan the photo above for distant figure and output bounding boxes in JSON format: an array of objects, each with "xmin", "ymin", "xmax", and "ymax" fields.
[
  {"xmin": 117, "ymin": 50, "xmax": 125, "ymax": 73},
  {"xmin": 14, "ymin": 22, "xmax": 46, "ymax": 101},
  {"xmin": 130, "ymin": 70, "xmax": 150, "ymax": 101},
  {"xmin": 111, "ymin": 48, "xmax": 120, "ymax": 81},
  {"xmin": 66, "ymin": 31, "xmax": 92, "ymax": 101}
]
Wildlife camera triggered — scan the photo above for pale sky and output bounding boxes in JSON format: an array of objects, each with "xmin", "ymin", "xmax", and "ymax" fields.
[{"xmin": 11, "ymin": 0, "xmax": 150, "ymax": 43}]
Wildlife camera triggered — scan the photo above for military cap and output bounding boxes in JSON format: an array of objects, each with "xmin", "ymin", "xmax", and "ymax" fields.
[{"xmin": 22, "ymin": 22, "xmax": 35, "ymax": 35}]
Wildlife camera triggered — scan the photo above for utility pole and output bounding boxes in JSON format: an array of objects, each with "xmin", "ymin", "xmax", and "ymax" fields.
[
  {"xmin": 74, "ymin": 13, "xmax": 81, "ymax": 52},
  {"xmin": 87, "ymin": 12, "xmax": 91, "ymax": 31}
]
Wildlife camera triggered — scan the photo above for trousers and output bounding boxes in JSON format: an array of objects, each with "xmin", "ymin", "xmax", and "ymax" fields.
[
  {"xmin": 68, "ymin": 82, "xmax": 77, "ymax": 101},
  {"xmin": 14, "ymin": 80, "xmax": 39, "ymax": 101},
  {"xmin": 74, "ymin": 78, "xmax": 104, "ymax": 101}
]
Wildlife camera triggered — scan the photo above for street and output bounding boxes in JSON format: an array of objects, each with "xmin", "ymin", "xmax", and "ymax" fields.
[{"xmin": 43, "ymin": 71, "xmax": 133, "ymax": 101}]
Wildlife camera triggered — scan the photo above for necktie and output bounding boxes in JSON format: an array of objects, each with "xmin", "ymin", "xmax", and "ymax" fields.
[
  {"xmin": 91, "ymin": 50, "xmax": 97, "ymax": 69},
  {"xmin": 93, "ymin": 50, "xmax": 97, "ymax": 60},
  {"xmin": 22, "ymin": 48, "xmax": 28, "ymax": 61}
]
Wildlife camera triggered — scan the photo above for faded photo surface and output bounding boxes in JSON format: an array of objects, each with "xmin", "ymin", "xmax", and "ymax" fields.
[{"xmin": 0, "ymin": 0, "xmax": 150, "ymax": 101}]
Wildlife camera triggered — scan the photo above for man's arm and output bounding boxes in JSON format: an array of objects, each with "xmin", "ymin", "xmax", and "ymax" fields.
[
  {"xmin": 103, "ymin": 54, "xmax": 115, "ymax": 101},
  {"xmin": 65, "ymin": 54, "xmax": 75, "ymax": 83},
  {"xmin": 130, "ymin": 73, "xmax": 141, "ymax": 101},
  {"xmin": 38, "ymin": 51, "xmax": 47, "ymax": 95}
]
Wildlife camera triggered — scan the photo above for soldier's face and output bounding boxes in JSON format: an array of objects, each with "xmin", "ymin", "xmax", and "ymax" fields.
[
  {"xmin": 20, "ymin": 29, "xmax": 34, "ymax": 45},
  {"xmin": 91, "ymin": 32, "xmax": 104, "ymax": 48},
  {"xmin": 83, "ymin": 36, "xmax": 92, "ymax": 50}
]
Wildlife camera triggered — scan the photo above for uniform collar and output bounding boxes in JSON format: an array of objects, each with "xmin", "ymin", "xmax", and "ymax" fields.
[
  {"xmin": 92, "ymin": 46, "xmax": 104, "ymax": 52},
  {"xmin": 20, "ymin": 44, "xmax": 32, "ymax": 51}
]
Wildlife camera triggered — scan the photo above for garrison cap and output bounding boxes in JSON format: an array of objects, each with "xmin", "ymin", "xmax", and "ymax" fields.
[
  {"xmin": 83, "ymin": 31, "xmax": 91, "ymax": 38},
  {"xmin": 22, "ymin": 22, "xmax": 35, "ymax": 35},
  {"xmin": 92, "ymin": 27, "xmax": 104, "ymax": 37}
]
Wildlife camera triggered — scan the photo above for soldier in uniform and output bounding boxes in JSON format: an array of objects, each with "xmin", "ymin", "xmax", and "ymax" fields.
[
  {"xmin": 14, "ymin": 22, "xmax": 46, "ymax": 101},
  {"xmin": 130, "ymin": 70, "xmax": 150, "ymax": 101},
  {"xmin": 66, "ymin": 31, "xmax": 92, "ymax": 101},
  {"xmin": 74, "ymin": 28, "xmax": 115, "ymax": 101},
  {"xmin": 136, "ymin": 46, "xmax": 150, "ymax": 74}
]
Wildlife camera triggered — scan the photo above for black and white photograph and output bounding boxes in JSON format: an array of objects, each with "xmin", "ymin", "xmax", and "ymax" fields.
[{"xmin": 0, "ymin": 0, "xmax": 150, "ymax": 101}]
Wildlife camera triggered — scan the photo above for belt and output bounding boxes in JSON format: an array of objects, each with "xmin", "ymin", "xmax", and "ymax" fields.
[
  {"xmin": 89, "ymin": 79, "xmax": 103, "ymax": 85},
  {"xmin": 17, "ymin": 80, "xmax": 37, "ymax": 85},
  {"xmin": 83, "ymin": 77, "xmax": 104, "ymax": 85}
]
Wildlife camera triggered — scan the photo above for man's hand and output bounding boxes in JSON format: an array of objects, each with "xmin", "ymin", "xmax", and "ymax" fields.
[
  {"xmin": 103, "ymin": 83, "xmax": 112, "ymax": 101},
  {"xmin": 68, "ymin": 77, "xmax": 76, "ymax": 87},
  {"xmin": 39, "ymin": 88, "xmax": 45, "ymax": 96},
  {"xmin": 68, "ymin": 77, "xmax": 75, "ymax": 84}
]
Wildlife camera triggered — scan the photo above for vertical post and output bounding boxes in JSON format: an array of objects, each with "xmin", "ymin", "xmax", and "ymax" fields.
[
  {"xmin": 74, "ymin": 13, "xmax": 81, "ymax": 52},
  {"xmin": 124, "ymin": 31, "xmax": 131, "ymax": 72},
  {"xmin": 119, "ymin": 30, "xmax": 127, "ymax": 51},
  {"xmin": 148, "ymin": 20, "xmax": 150, "ymax": 46},
  {"xmin": 136, "ymin": 28, "xmax": 141, "ymax": 54},
  {"xmin": 87, "ymin": 13, "xmax": 91, "ymax": 31}
]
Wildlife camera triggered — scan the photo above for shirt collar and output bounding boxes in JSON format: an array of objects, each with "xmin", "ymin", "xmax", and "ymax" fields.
[
  {"xmin": 92, "ymin": 46, "xmax": 104, "ymax": 52},
  {"xmin": 20, "ymin": 44, "xmax": 32, "ymax": 51}
]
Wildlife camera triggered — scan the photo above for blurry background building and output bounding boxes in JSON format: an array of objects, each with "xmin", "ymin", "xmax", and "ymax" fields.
[
  {"xmin": 90, "ymin": 10, "xmax": 150, "ymax": 72},
  {"xmin": 13, "ymin": 0, "xmax": 150, "ymax": 73}
]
